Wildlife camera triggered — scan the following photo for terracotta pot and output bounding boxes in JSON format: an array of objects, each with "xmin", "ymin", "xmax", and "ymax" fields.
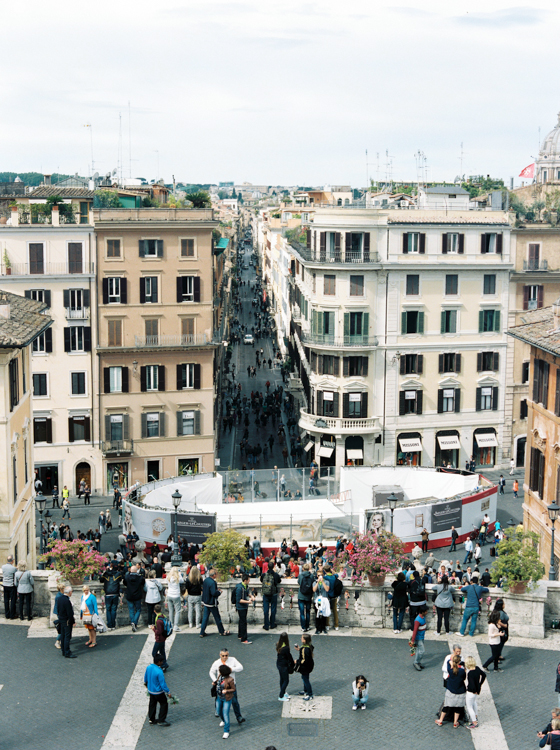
[
  {"xmin": 509, "ymin": 581, "xmax": 528, "ymax": 594},
  {"xmin": 0, "ymin": 217, "xmax": 7, "ymax": 225},
  {"xmin": 5, "ymin": 268, "xmax": 11, "ymax": 275},
  {"xmin": 68, "ymin": 576, "xmax": 84, "ymax": 586},
  {"xmin": 367, "ymin": 573, "xmax": 386, "ymax": 587}
]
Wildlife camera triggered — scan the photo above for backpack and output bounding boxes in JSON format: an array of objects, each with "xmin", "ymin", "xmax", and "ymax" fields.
[
  {"xmin": 333, "ymin": 577, "xmax": 343, "ymax": 597},
  {"xmin": 300, "ymin": 574, "xmax": 313, "ymax": 598},
  {"xmin": 262, "ymin": 571, "xmax": 277, "ymax": 596},
  {"xmin": 158, "ymin": 614, "xmax": 173, "ymax": 638},
  {"xmin": 231, "ymin": 585, "xmax": 238, "ymax": 606}
]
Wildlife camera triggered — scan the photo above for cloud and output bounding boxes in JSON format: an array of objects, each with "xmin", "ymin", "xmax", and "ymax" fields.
[{"xmin": 451, "ymin": 6, "xmax": 547, "ymax": 28}]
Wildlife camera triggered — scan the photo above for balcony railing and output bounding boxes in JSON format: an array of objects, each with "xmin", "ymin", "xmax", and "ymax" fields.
[
  {"xmin": 5, "ymin": 262, "xmax": 95, "ymax": 276},
  {"xmin": 523, "ymin": 259, "xmax": 548, "ymax": 271},
  {"xmin": 289, "ymin": 241, "xmax": 379, "ymax": 264},
  {"xmin": 134, "ymin": 333, "xmax": 211, "ymax": 347},
  {"xmin": 299, "ymin": 410, "xmax": 378, "ymax": 433},
  {"xmin": 301, "ymin": 331, "xmax": 376, "ymax": 348},
  {"xmin": 65, "ymin": 307, "xmax": 90, "ymax": 320},
  {"xmin": 102, "ymin": 440, "xmax": 134, "ymax": 455}
]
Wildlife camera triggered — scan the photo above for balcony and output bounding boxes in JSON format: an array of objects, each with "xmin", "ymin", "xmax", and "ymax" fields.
[
  {"xmin": 134, "ymin": 333, "xmax": 211, "ymax": 347},
  {"xmin": 289, "ymin": 241, "xmax": 380, "ymax": 264},
  {"xmin": 299, "ymin": 410, "xmax": 379, "ymax": 434},
  {"xmin": 300, "ymin": 331, "xmax": 376, "ymax": 348},
  {"xmin": 102, "ymin": 440, "xmax": 134, "ymax": 455},
  {"xmin": 65, "ymin": 307, "xmax": 90, "ymax": 320},
  {"xmin": 523, "ymin": 259, "xmax": 548, "ymax": 271},
  {"xmin": 4, "ymin": 262, "xmax": 95, "ymax": 276}
]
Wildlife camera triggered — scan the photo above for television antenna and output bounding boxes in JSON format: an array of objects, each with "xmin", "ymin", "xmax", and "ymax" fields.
[{"xmin": 84, "ymin": 123, "xmax": 94, "ymax": 174}]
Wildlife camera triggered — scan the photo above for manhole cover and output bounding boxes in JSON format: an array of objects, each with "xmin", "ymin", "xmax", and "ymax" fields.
[{"xmin": 287, "ymin": 722, "xmax": 318, "ymax": 736}]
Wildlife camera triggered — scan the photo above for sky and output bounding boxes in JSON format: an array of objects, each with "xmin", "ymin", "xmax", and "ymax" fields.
[{"xmin": 1, "ymin": 0, "xmax": 558, "ymax": 187}]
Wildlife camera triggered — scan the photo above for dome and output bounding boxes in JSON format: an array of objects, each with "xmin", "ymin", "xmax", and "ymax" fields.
[{"xmin": 540, "ymin": 113, "xmax": 560, "ymax": 157}]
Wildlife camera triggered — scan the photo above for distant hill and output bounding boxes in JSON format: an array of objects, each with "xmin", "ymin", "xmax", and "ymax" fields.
[{"xmin": 0, "ymin": 172, "xmax": 74, "ymax": 186}]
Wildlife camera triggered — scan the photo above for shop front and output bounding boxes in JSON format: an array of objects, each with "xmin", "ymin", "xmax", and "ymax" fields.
[
  {"xmin": 345, "ymin": 436, "xmax": 364, "ymax": 466},
  {"xmin": 107, "ymin": 462, "xmax": 129, "ymax": 492},
  {"xmin": 317, "ymin": 435, "xmax": 336, "ymax": 472},
  {"xmin": 397, "ymin": 433, "xmax": 422, "ymax": 466},
  {"xmin": 473, "ymin": 428, "xmax": 498, "ymax": 467},
  {"xmin": 435, "ymin": 430, "xmax": 461, "ymax": 468}
]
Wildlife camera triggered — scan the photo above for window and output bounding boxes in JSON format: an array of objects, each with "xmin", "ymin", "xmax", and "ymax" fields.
[
  {"xmin": 528, "ymin": 243, "xmax": 540, "ymax": 270},
  {"xmin": 321, "ymin": 355, "xmax": 339, "ymax": 376},
  {"xmin": 9, "ymin": 358, "xmax": 18, "ymax": 410},
  {"xmin": 177, "ymin": 410, "xmax": 200, "ymax": 436},
  {"xmin": 181, "ymin": 318, "xmax": 195, "ymax": 339},
  {"xmin": 71, "ymin": 372, "xmax": 86, "ymax": 395},
  {"xmin": 108, "ymin": 367, "xmax": 122, "ymax": 393},
  {"xmin": 64, "ymin": 288, "xmax": 89, "ymax": 313},
  {"xmin": 33, "ymin": 417, "xmax": 52, "ymax": 443},
  {"xmin": 109, "ymin": 414, "xmax": 123, "ymax": 442},
  {"xmin": 479, "ymin": 309, "xmax": 500, "ymax": 332},
  {"xmin": 79, "ymin": 202, "xmax": 89, "ymax": 225},
  {"xmin": 32, "ymin": 330, "xmax": 53, "ymax": 354},
  {"xmin": 68, "ymin": 243, "xmax": 83, "ymax": 274},
  {"xmin": 438, "ymin": 352, "xmax": 461, "ymax": 373},
  {"xmin": 29, "ymin": 243, "xmax": 44, "ymax": 274},
  {"xmin": 402, "ymin": 232, "xmax": 425, "ymax": 254},
  {"xmin": 108, "ymin": 320, "xmax": 123, "ymax": 347},
  {"xmin": 400, "ymin": 353, "xmax": 423, "ymax": 375},
  {"xmin": 177, "ymin": 276, "xmax": 200, "ymax": 302},
  {"xmin": 324, "ymin": 274, "xmax": 336, "ymax": 295},
  {"xmin": 438, "ymin": 388, "xmax": 460, "ymax": 413},
  {"xmin": 441, "ymin": 309, "xmax": 457, "ymax": 334},
  {"xmin": 68, "ymin": 416, "xmax": 90, "ymax": 442},
  {"xmin": 523, "ymin": 285, "xmax": 543, "ymax": 311},
  {"xmin": 139, "ymin": 239, "xmax": 163, "ymax": 257},
  {"xmin": 140, "ymin": 276, "xmax": 158, "ymax": 304},
  {"xmin": 23, "ymin": 439, "xmax": 28, "ymax": 485},
  {"xmin": 476, "ymin": 386, "xmax": 498, "ymax": 411},
  {"xmin": 145, "ymin": 319, "xmax": 159, "ymax": 343},
  {"xmin": 146, "ymin": 365, "xmax": 159, "ymax": 391},
  {"xmin": 522, "ymin": 361, "xmax": 530, "ymax": 384},
  {"xmin": 520, "ymin": 399, "xmax": 528, "ymax": 419},
  {"xmin": 483, "ymin": 274, "xmax": 496, "ymax": 295},
  {"xmin": 401, "ymin": 310, "xmax": 424, "ymax": 335},
  {"xmin": 350, "ymin": 275, "xmax": 364, "ymax": 296},
  {"xmin": 343, "ymin": 392, "xmax": 368, "ymax": 418},
  {"xmin": 477, "ymin": 351, "xmax": 499, "ymax": 372},
  {"xmin": 21, "ymin": 350, "xmax": 26, "ymax": 394},
  {"xmin": 12, "ymin": 458, "xmax": 17, "ymax": 505},
  {"xmin": 142, "ymin": 412, "xmax": 165, "ymax": 438},
  {"xmin": 317, "ymin": 390, "xmax": 339, "ymax": 417},
  {"xmin": 69, "ymin": 327, "xmax": 84, "ymax": 352},
  {"xmin": 344, "ymin": 232, "xmax": 369, "ymax": 261},
  {"xmin": 312, "ymin": 310, "xmax": 335, "ymax": 342},
  {"xmin": 343, "ymin": 356, "xmax": 368, "ymax": 377},
  {"xmin": 406, "ymin": 275, "xmax": 419, "ymax": 296},
  {"xmin": 399, "ymin": 389, "xmax": 423, "ymax": 415},
  {"xmin": 177, "ymin": 363, "xmax": 201, "ymax": 390},
  {"xmin": 533, "ymin": 358, "xmax": 550, "ymax": 407},
  {"xmin": 442, "ymin": 233, "xmax": 463, "ymax": 254},
  {"xmin": 181, "ymin": 239, "xmax": 195, "ymax": 257},
  {"xmin": 480, "ymin": 233, "xmax": 502, "ymax": 254},
  {"xmin": 33, "ymin": 373, "xmax": 48, "ymax": 397},
  {"xmin": 25, "ymin": 289, "xmax": 50, "ymax": 306},
  {"xmin": 108, "ymin": 277, "xmax": 121, "ymax": 304},
  {"xmin": 107, "ymin": 239, "xmax": 121, "ymax": 258},
  {"xmin": 529, "ymin": 446, "xmax": 545, "ymax": 497},
  {"xmin": 445, "ymin": 275, "xmax": 458, "ymax": 296}
]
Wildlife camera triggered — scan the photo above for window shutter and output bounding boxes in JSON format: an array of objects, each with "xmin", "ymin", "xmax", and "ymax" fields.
[
  {"xmin": 399, "ymin": 391, "xmax": 406, "ymax": 415},
  {"xmin": 176, "ymin": 277, "xmax": 182, "ymax": 303},
  {"xmin": 46, "ymin": 419, "xmax": 53, "ymax": 444},
  {"xmin": 438, "ymin": 353, "xmax": 444, "ymax": 373},
  {"xmin": 64, "ymin": 328, "xmax": 71, "ymax": 352},
  {"xmin": 318, "ymin": 355, "xmax": 323, "ymax": 375},
  {"xmin": 345, "ymin": 232, "xmax": 352, "ymax": 257},
  {"xmin": 455, "ymin": 353, "xmax": 461, "ymax": 373},
  {"xmin": 63, "ymin": 289, "xmax": 70, "ymax": 308},
  {"xmin": 442, "ymin": 234, "xmax": 448, "ymax": 254},
  {"xmin": 418, "ymin": 354, "xmax": 423, "ymax": 374},
  {"xmin": 158, "ymin": 365, "xmax": 166, "ymax": 391},
  {"xmin": 362, "ymin": 357, "xmax": 368, "ymax": 377},
  {"xmin": 317, "ymin": 391, "xmax": 323, "ymax": 416},
  {"xmin": 193, "ymin": 363, "xmax": 201, "ymax": 389},
  {"xmin": 343, "ymin": 357, "xmax": 349, "ymax": 377},
  {"xmin": 416, "ymin": 390, "xmax": 423, "ymax": 414},
  {"xmin": 418, "ymin": 312, "xmax": 424, "ymax": 334},
  {"xmin": 84, "ymin": 417, "xmax": 91, "ymax": 442},
  {"xmin": 401, "ymin": 311, "xmax": 407, "ymax": 334},
  {"xmin": 105, "ymin": 414, "xmax": 111, "ymax": 440},
  {"xmin": 343, "ymin": 393, "xmax": 349, "ymax": 418},
  {"xmin": 344, "ymin": 313, "xmax": 350, "ymax": 337},
  {"xmin": 333, "ymin": 357, "xmax": 339, "ymax": 377},
  {"xmin": 332, "ymin": 392, "xmax": 339, "ymax": 417},
  {"xmin": 493, "ymin": 310, "xmax": 500, "ymax": 332},
  {"xmin": 458, "ymin": 234, "xmax": 465, "ymax": 254},
  {"xmin": 480, "ymin": 234, "xmax": 488, "ymax": 254},
  {"xmin": 176, "ymin": 364, "xmax": 183, "ymax": 390},
  {"xmin": 45, "ymin": 328, "xmax": 53, "ymax": 353},
  {"xmin": 140, "ymin": 366, "xmax": 147, "ymax": 392},
  {"xmin": 24, "ymin": 290, "xmax": 31, "ymax": 299},
  {"xmin": 83, "ymin": 289, "xmax": 90, "ymax": 307},
  {"xmin": 120, "ymin": 278, "xmax": 127, "ymax": 304},
  {"xmin": 83, "ymin": 327, "xmax": 91, "ymax": 351},
  {"xmin": 141, "ymin": 413, "xmax": 147, "ymax": 439},
  {"xmin": 533, "ymin": 363, "xmax": 539, "ymax": 402},
  {"xmin": 157, "ymin": 239, "xmax": 163, "ymax": 258},
  {"xmin": 159, "ymin": 412, "xmax": 166, "ymax": 437},
  {"xmin": 102, "ymin": 278, "xmax": 109, "ymax": 304},
  {"xmin": 139, "ymin": 239, "xmax": 146, "ymax": 257},
  {"xmin": 441, "ymin": 311, "xmax": 445, "ymax": 334},
  {"xmin": 400, "ymin": 356, "xmax": 406, "ymax": 375},
  {"xmin": 476, "ymin": 387, "xmax": 482, "ymax": 411},
  {"xmin": 139, "ymin": 277, "xmax": 146, "ymax": 303},
  {"xmin": 556, "ymin": 370, "xmax": 560, "ymax": 416},
  {"xmin": 310, "ymin": 351, "xmax": 317, "ymax": 372},
  {"xmin": 68, "ymin": 417, "xmax": 74, "ymax": 443},
  {"xmin": 437, "ymin": 389, "xmax": 444, "ymax": 413},
  {"xmin": 496, "ymin": 234, "xmax": 503, "ymax": 254},
  {"xmin": 122, "ymin": 414, "xmax": 130, "ymax": 440},
  {"xmin": 454, "ymin": 388, "xmax": 461, "ymax": 413},
  {"xmin": 104, "ymin": 368, "xmax": 110, "ymax": 393},
  {"xmin": 361, "ymin": 392, "xmax": 368, "ymax": 417},
  {"xmin": 450, "ymin": 310, "xmax": 457, "ymax": 334},
  {"xmin": 402, "ymin": 233, "xmax": 408, "ymax": 254},
  {"xmin": 363, "ymin": 233, "xmax": 370, "ymax": 261},
  {"xmin": 477, "ymin": 352, "xmax": 482, "ymax": 372},
  {"xmin": 419, "ymin": 234, "xmax": 426, "ymax": 254},
  {"xmin": 537, "ymin": 285, "xmax": 544, "ymax": 308},
  {"xmin": 543, "ymin": 363, "xmax": 550, "ymax": 408},
  {"xmin": 122, "ymin": 367, "xmax": 129, "ymax": 393},
  {"xmin": 194, "ymin": 410, "xmax": 201, "ymax": 435},
  {"xmin": 320, "ymin": 232, "xmax": 326, "ymax": 257},
  {"xmin": 306, "ymin": 229, "xmax": 311, "ymax": 249},
  {"xmin": 193, "ymin": 276, "xmax": 201, "ymax": 302},
  {"xmin": 362, "ymin": 312, "xmax": 369, "ymax": 341},
  {"xmin": 492, "ymin": 387, "xmax": 499, "ymax": 411},
  {"xmin": 478, "ymin": 311, "xmax": 484, "ymax": 333},
  {"xmin": 176, "ymin": 411, "xmax": 182, "ymax": 436},
  {"xmin": 335, "ymin": 232, "xmax": 341, "ymax": 255},
  {"xmin": 152, "ymin": 277, "xmax": 158, "ymax": 303},
  {"xmin": 493, "ymin": 352, "xmax": 499, "ymax": 371}
]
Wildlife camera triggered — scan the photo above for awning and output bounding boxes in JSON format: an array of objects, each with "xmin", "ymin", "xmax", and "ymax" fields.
[
  {"xmin": 437, "ymin": 435, "xmax": 461, "ymax": 450},
  {"xmin": 304, "ymin": 441, "xmax": 314, "ymax": 453},
  {"xmin": 475, "ymin": 433, "xmax": 498, "ymax": 447},
  {"xmin": 347, "ymin": 449, "xmax": 363, "ymax": 460},
  {"xmin": 318, "ymin": 446, "xmax": 334, "ymax": 458},
  {"xmin": 399, "ymin": 438, "xmax": 422, "ymax": 452}
]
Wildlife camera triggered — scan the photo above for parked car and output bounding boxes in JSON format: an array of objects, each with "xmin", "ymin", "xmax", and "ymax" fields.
[{"xmin": 244, "ymin": 334, "xmax": 254, "ymax": 345}]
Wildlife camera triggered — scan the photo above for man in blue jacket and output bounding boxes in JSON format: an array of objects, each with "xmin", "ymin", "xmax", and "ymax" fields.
[
  {"xmin": 144, "ymin": 654, "xmax": 171, "ymax": 726},
  {"xmin": 456, "ymin": 579, "xmax": 490, "ymax": 637},
  {"xmin": 200, "ymin": 569, "xmax": 230, "ymax": 637}
]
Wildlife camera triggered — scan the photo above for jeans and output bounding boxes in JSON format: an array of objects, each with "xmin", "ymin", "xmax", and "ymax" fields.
[
  {"xmin": 237, "ymin": 608, "xmax": 248, "ymax": 641},
  {"xmin": 483, "ymin": 642, "xmax": 503, "ymax": 670},
  {"xmin": 421, "ymin": 540, "xmax": 428, "ymax": 553},
  {"xmin": 393, "ymin": 608, "xmax": 406, "ymax": 631},
  {"xmin": 466, "ymin": 693, "xmax": 478, "ymax": 723},
  {"xmin": 3, "ymin": 585, "xmax": 16, "ymax": 619},
  {"xmin": 187, "ymin": 594, "xmax": 202, "ymax": 627},
  {"xmin": 479, "ymin": 533, "xmax": 486, "ymax": 546},
  {"xmin": 167, "ymin": 596, "xmax": 182, "ymax": 629},
  {"xmin": 449, "ymin": 539, "xmax": 457, "ymax": 552},
  {"xmin": 127, "ymin": 599, "xmax": 142, "ymax": 627},
  {"xmin": 62, "ymin": 508, "xmax": 70, "ymax": 518},
  {"xmin": 329, "ymin": 597, "xmax": 339, "ymax": 628},
  {"xmin": 436, "ymin": 607, "xmax": 451, "ymax": 634},
  {"xmin": 200, "ymin": 605, "xmax": 225, "ymax": 635},
  {"xmin": 216, "ymin": 696, "xmax": 232, "ymax": 733},
  {"xmin": 120, "ymin": 544, "xmax": 127, "ymax": 557},
  {"xmin": 414, "ymin": 639, "xmax": 425, "ymax": 665},
  {"xmin": 152, "ymin": 641, "xmax": 168, "ymax": 669},
  {"xmin": 19, "ymin": 592, "xmax": 32, "ymax": 619},
  {"xmin": 105, "ymin": 596, "xmax": 118, "ymax": 629},
  {"xmin": 216, "ymin": 689, "xmax": 242, "ymax": 721},
  {"xmin": 459, "ymin": 606, "xmax": 479, "ymax": 636},
  {"xmin": 298, "ymin": 600, "xmax": 311, "ymax": 630},
  {"xmin": 353, "ymin": 695, "xmax": 368, "ymax": 706},
  {"xmin": 463, "ymin": 551, "xmax": 472, "ymax": 565},
  {"xmin": 263, "ymin": 594, "xmax": 277, "ymax": 628},
  {"xmin": 301, "ymin": 673, "xmax": 313, "ymax": 696},
  {"xmin": 146, "ymin": 602, "xmax": 157, "ymax": 626},
  {"xmin": 148, "ymin": 693, "xmax": 168, "ymax": 724},
  {"xmin": 278, "ymin": 665, "xmax": 290, "ymax": 697}
]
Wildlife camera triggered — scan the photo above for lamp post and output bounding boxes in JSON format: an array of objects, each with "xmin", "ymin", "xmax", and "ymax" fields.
[
  {"xmin": 171, "ymin": 489, "xmax": 182, "ymax": 567},
  {"xmin": 36, "ymin": 491, "xmax": 46, "ymax": 570},
  {"xmin": 548, "ymin": 503, "xmax": 560, "ymax": 581},
  {"xmin": 387, "ymin": 492, "xmax": 398, "ymax": 535}
]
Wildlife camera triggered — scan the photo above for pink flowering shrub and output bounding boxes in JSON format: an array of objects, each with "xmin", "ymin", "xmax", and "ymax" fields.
[
  {"xmin": 40, "ymin": 539, "xmax": 105, "ymax": 580},
  {"xmin": 343, "ymin": 532, "xmax": 406, "ymax": 583}
]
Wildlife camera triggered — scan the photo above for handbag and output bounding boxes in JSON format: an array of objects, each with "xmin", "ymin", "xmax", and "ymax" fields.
[{"xmin": 211, "ymin": 683, "xmax": 217, "ymax": 698}]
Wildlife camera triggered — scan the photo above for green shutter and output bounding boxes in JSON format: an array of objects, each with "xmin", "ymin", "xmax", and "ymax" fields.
[
  {"xmin": 441, "ymin": 311, "xmax": 445, "ymax": 334},
  {"xmin": 450, "ymin": 310, "xmax": 457, "ymax": 334},
  {"xmin": 493, "ymin": 310, "xmax": 501, "ymax": 332},
  {"xmin": 401, "ymin": 311, "xmax": 407, "ymax": 334},
  {"xmin": 478, "ymin": 310, "xmax": 484, "ymax": 333},
  {"xmin": 312, "ymin": 309, "xmax": 318, "ymax": 335},
  {"xmin": 344, "ymin": 313, "xmax": 350, "ymax": 337},
  {"xmin": 418, "ymin": 311, "xmax": 424, "ymax": 334},
  {"xmin": 362, "ymin": 312, "xmax": 369, "ymax": 343}
]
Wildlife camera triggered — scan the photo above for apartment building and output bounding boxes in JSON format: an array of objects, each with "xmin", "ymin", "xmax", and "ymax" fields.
[
  {"xmin": 0, "ymin": 291, "xmax": 52, "ymax": 566},
  {"xmin": 0, "ymin": 209, "xmax": 99, "ymax": 493},
  {"xmin": 94, "ymin": 208, "xmax": 218, "ymax": 492},
  {"xmin": 286, "ymin": 191, "xmax": 513, "ymax": 470}
]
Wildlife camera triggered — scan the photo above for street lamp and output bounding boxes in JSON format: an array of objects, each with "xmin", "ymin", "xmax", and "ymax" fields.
[
  {"xmin": 36, "ymin": 491, "xmax": 46, "ymax": 570},
  {"xmin": 171, "ymin": 489, "xmax": 183, "ymax": 567},
  {"xmin": 387, "ymin": 492, "xmax": 398, "ymax": 534},
  {"xmin": 548, "ymin": 503, "xmax": 560, "ymax": 581}
]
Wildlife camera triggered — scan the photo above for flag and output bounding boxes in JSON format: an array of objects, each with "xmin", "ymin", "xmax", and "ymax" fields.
[{"xmin": 519, "ymin": 163, "xmax": 535, "ymax": 178}]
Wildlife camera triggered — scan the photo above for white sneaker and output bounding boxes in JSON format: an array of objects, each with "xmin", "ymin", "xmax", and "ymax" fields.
[
  {"xmin": 352, "ymin": 705, "xmax": 358, "ymax": 710},
  {"xmin": 335, "ymin": 627, "xmax": 339, "ymax": 631},
  {"xmin": 189, "ymin": 624, "xmax": 194, "ymax": 628},
  {"xmin": 456, "ymin": 632, "xmax": 464, "ymax": 637},
  {"xmin": 361, "ymin": 704, "xmax": 366, "ymax": 710},
  {"xmin": 435, "ymin": 632, "xmax": 441, "ymax": 636},
  {"xmin": 55, "ymin": 641, "xmax": 61, "ymax": 649},
  {"xmin": 220, "ymin": 721, "xmax": 225, "ymax": 727},
  {"xmin": 223, "ymin": 733, "xmax": 229, "ymax": 739},
  {"xmin": 325, "ymin": 626, "xmax": 330, "ymax": 631}
]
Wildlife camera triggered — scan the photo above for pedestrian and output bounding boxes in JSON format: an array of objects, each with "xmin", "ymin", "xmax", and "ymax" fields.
[
  {"xmin": 124, "ymin": 564, "xmax": 144, "ymax": 632},
  {"xmin": 510, "ymin": 457, "xmax": 515, "ymax": 475},
  {"xmin": 84, "ymin": 485, "xmax": 91, "ymax": 505},
  {"xmin": 235, "ymin": 573, "xmax": 254, "ymax": 644},
  {"xmin": 2, "ymin": 554, "xmax": 17, "ymax": 620},
  {"xmin": 51, "ymin": 485, "xmax": 60, "ymax": 508},
  {"xmin": 80, "ymin": 584, "xmax": 99, "ymax": 648},
  {"xmin": 106, "ymin": 509, "xmax": 112, "ymax": 530},
  {"xmin": 166, "ymin": 566, "xmax": 184, "ymax": 633},
  {"xmin": 145, "ymin": 570, "xmax": 163, "ymax": 626},
  {"xmin": 421, "ymin": 528, "xmax": 429, "ymax": 553},
  {"xmin": 15, "ymin": 561, "xmax": 34, "ymax": 621},
  {"xmin": 498, "ymin": 475, "xmax": 506, "ymax": 495},
  {"xmin": 201, "ymin": 569, "xmax": 230, "ymax": 637},
  {"xmin": 482, "ymin": 611, "xmax": 505, "ymax": 672},
  {"xmin": 62, "ymin": 495, "xmax": 71, "ymax": 520},
  {"xmin": 463, "ymin": 537, "xmax": 473, "ymax": 565},
  {"xmin": 456, "ymin": 578, "xmax": 490, "ymax": 637},
  {"xmin": 100, "ymin": 560, "xmax": 122, "ymax": 630},
  {"xmin": 435, "ymin": 654, "xmax": 467, "ymax": 727},
  {"xmin": 99, "ymin": 511, "xmax": 106, "ymax": 536},
  {"xmin": 294, "ymin": 633, "xmax": 315, "ymax": 700},
  {"xmin": 78, "ymin": 477, "xmax": 86, "ymax": 499},
  {"xmin": 474, "ymin": 543, "xmax": 482, "ymax": 566},
  {"xmin": 432, "ymin": 575, "xmax": 456, "ymax": 636},
  {"xmin": 352, "ymin": 675, "xmax": 369, "ymax": 710},
  {"xmin": 52, "ymin": 581, "xmax": 66, "ymax": 649},
  {"xmin": 449, "ymin": 525, "xmax": 458, "ymax": 552},
  {"xmin": 410, "ymin": 604, "xmax": 427, "ymax": 671},
  {"xmin": 215, "ymin": 665, "xmax": 236, "ymax": 738},
  {"xmin": 152, "ymin": 603, "xmax": 170, "ymax": 670},
  {"xmin": 513, "ymin": 479, "xmax": 519, "ymax": 499},
  {"xmin": 493, "ymin": 598, "xmax": 509, "ymax": 663},
  {"xmin": 465, "ymin": 655, "xmax": 486, "ymax": 729},
  {"xmin": 540, "ymin": 719, "xmax": 560, "ymax": 749},
  {"xmin": 260, "ymin": 559, "xmax": 281, "ymax": 630},
  {"xmin": 297, "ymin": 562, "xmax": 314, "ymax": 632},
  {"xmin": 323, "ymin": 564, "xmax": 341, "ymax": 631},
  {"xmin": 391, "ymin": 572, "xmax": 408, "ymax": 633},
  {"xmin": 118, "ymin": 531, "xmax": 127, "ymax": 558},
  {"xmin": 276, "ymin": 631, "xmax": 295, "ymax": 702},
  {"xmin": 93, "ymin": 528, "xmax": 101, "ymax": 552},
  {"xmin": 144, "ymin": 654, "xmax": 172, "ymax": 726},
  {"xmin": 407, "ymin": 570, "xmax": 427, "ymax": 630},
  {"xmin": 185, "ymin": 565, "xmax": 203, "ymax": 628},
  {"xmin": 58, "ymin": 585, "xmax": 76, "ymax": 658},
  {"xmin": 209, "ymin": 648, "xmax": 246, "ymax": 725},
  {"xmin": 113, "ymin": 487, "xmax": 121, "ymax": 509},
  {"xmin": 313, "ymin": 571, "xmax": 330, "ymax": 634}
]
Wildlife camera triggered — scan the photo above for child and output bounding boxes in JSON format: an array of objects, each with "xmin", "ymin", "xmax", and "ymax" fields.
[
  {"xmin": 410, "ymin": 604, "xmax": 428, "ymax": 671},
  {"xmin": 294, "ymin": 633, "xmax": 315, "ymax": 701},
  {"xmin": 144, "ymin": 654, "xmax": 171, "ymax": 726},
  {"xmin": 352, "ymin": 675, "xmax": 369, "ymax": 710}
]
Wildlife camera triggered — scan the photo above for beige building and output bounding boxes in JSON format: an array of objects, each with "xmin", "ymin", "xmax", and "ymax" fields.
[
  {"xmin": 94, "ymin": 208, "xmax": 218, "ymax": 492},
  {"xmin": 0, "ymin": 291, "xmax": 52, "ymax": 566}
]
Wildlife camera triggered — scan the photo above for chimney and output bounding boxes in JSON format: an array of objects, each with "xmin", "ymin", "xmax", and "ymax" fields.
[
  {"xmin": 51, "ymin": 205, "xmax": 60, "ymax": 226},
  {"xmin": 43, "ymin": 174, "xmax": 51, "ymax": 186},
  {"xmin": 554, "ymin": 299, "xmax": 560, "ymax": 330},
  {"xmin": 0, "ymin": 293, "xmax": 10, "ymax": 319}
]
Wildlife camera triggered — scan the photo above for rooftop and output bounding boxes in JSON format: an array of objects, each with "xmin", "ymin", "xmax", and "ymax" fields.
[
  {"xmin": 28, "ymin": 186, "xmax": 95, "ymax": 199},
  {"xmin": 0, "ymin": 290, "xmax": 52, "ymax": 348},
  {"xmin": 424, "ymin": 185, "xmax": 469, "ymax": 195},
  {"xmin": 507, "ymin": 305, "xmax": 560, "ymax": 357}
]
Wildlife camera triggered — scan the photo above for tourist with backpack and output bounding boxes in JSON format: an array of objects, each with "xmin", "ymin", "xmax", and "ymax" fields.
[
  {"xmin": 261, "ymin": 560, "xmax": 282, "ymax": 630},
  {"xmin": 408, "ymin": 571, "xmax": 427, "ymax": 630},
  {"xmin": 151, "ymin": 603, "xmax": 172, "ymax": 671},
  {"xmin": 323, "ymin": 564, "xmax": 342, "ymax": 631},
  {"xmin": 297, "ymin": 563, "xmax": 315, "ymax": 632},
  {"xmin": 294, "ymin": 633, "xmax": 315, "ymax": 700},
  {"xmin": 235, "ymin": 573, "xmax": 255, "ymax": 644}
]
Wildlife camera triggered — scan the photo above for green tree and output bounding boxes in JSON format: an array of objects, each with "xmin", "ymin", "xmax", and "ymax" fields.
[
  {"xmin": 186, "ymin": 190, "xmax": 211, "ymax": 208},
  {"xmin": 232, "ymin": 187, "xmax": 237, "ymax": 199},
  {"xmin": 490, "ymin": 527, "xmax": 545, "ymax": 591},
  {"xmin": 198, "ymin": 529, "xmax": 249, "ymax": 581},
  {"xmin": 94, "ymin": 190, "xmax": 122, "ymax": 208}
]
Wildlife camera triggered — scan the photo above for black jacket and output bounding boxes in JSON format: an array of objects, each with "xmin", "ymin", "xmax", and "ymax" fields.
[
  {"xmin": 124, "ymin": 572, "xmax": 144, "ymax": 601},
  {"xmin": 151, "ymin": 563, "xmax": 163, "ymax": 578},
  {"xmin": 276, "ymin": 645, "xmax": 294, "ymax": 670},
  {"xmin": 185, "ymin": 579, "xmax": 203, "ymax": 596},
  {"xmin": 57, "ymin": 595, "xmax": 75, "ymax": 626},
  {"xmin": 391, "ymin": 580, "xmax": 409, "ymax": 609},
  {"xmin": 100, "ymin": 568, "xmax": 122, "ymax": 596},
  {"xmin": 295, "ymin": 644, "xmax": 314, "ymax": 675}
]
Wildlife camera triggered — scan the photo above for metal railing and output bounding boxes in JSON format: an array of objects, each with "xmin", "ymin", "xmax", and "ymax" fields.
[
  {"xmin": 289, "ymin": 241, "xmax": 380, "ymax": 264},
  {"xmin": 523, "ymin": 259, "xmax": 548, "ymax": 271},
  {"xmin": 5, "ymin": 262, "xmax": 95, "ymax": 276},
  {"xmin": 301, "ymin": 331, "xmax": 376, "ymax": 348},
  {"xmin": 134, "ymin": 333, "xmax": 211, "ymax": 347},
  {"xmin": 102, "ymin": 440, "xmax": 134, "ymax": 454},
  {"xmin": 65, "ymin": 307, "xmax": 90, "ymax": 320}
]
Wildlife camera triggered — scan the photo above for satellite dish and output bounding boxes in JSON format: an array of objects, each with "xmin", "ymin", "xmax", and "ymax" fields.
[
  {"xmin": 112, "ymin": 168, "xmax": 118, "ymax": 176},
  {"xmin": 105, "ymin": 172, "xmax": 111, "ymax": 179},
  {"xmin": 93, "ymin": 172, "xmax": 99, "ymax": 180}
]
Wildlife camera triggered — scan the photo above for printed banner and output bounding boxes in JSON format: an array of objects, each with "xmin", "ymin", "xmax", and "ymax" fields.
[
  {"xmin": 123, "ymin": 501, "xmax": 216, "ymax": 545},
  {"xmin": 430, "ymin": 499, "xmax": 462, "ymax": 533}
]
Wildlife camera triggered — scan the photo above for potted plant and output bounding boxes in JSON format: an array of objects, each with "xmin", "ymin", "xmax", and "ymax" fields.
[
  {"xmin": 3, "ymin": 250, "xmax": 11, "ymax": 275},
  {"xmin": 198, "ymin": 528, "xmax": 248, "ymax": 582},
  {"xmin": 343, "ymin": 531, "xmax": 406, "ymax": 587},
  {"xmin": 490, "ymin": 527, "xmax": 545, "ymax": 593},
  {"xmin": 40, "ymin": 539, "xmax": 106, "ymax": 585}
]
